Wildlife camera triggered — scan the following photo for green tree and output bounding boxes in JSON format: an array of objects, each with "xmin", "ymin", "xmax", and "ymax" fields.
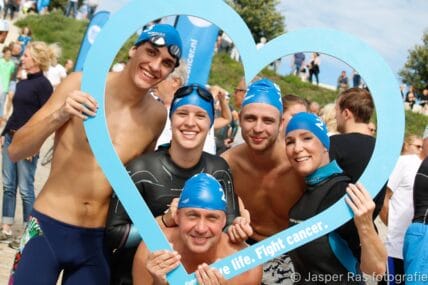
[
  {"xmin": 399, "ymin": 30, "xmax": 428, "ymax": 91},
  {"xmin": 227, "ymin": 0, "xmax": 285, "ymax": 42}
]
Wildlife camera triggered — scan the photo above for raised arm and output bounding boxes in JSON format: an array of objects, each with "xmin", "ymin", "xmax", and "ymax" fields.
[
  {"xmin": 8, "ymin": 72, "xmax": 98, "ymax": 161},
  {"xmin": 345, "ymin": 183, "xmax": 387, "ymax": 276}
]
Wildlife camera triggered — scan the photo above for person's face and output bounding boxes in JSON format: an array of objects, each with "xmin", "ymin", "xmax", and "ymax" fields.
[
  {"xmin": 176, "ymin": 208, "xmax": 226, "ymax": 254},
  {"xmin": 11, "ymin": 43, "xmax": 21, "ymax": 56},
  {"xmin": 233, "ymin": 80, "xmax": 246, "ymax": 108},
  {"xmin": 285, "ymin": 129, "xmax": 329, "ymax": 177},
  {"xmin": 3, "ymin": 50, "xmax": 11, "ymax": 60},
  {"xmin": 155, "ymin": 77, "xmax": 179, "ymax": 106},
  {"xmin": 21, "ymin": 48, "xmax": 38, "ymax": 72},
  {"xmin": 283, "ymin": 103, "xmax": 308, "ymax": 129},
  {"xmin": 128, "ymin": 42, "xmax": 177, "ymax": 90},
  {"xmin": 406, "ymin": 138, "xmax": 423, "ymax": 155},
  {"xmin": 422, "ymin": 138, "xmax": 428, "ymax": 159},
  {"xmin": 0, "ymin": 31, "xmax": 8, "ymax": 44},
  {"xmin": 171, "ymin": 105, "xmax": 211, "ymax": 151},
  {"xmin": 239, "ymin": 103, "xmax": 282, "ymax": 152},
  {"xmin": 335, "ymin": 102, "xmax": 346, "ymax": 133}
]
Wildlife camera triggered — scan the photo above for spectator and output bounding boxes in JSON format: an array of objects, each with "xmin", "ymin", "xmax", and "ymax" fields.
[
  {"xmin": 17, "ymin": 27, "xmax": 32, "ymax": 57},
  {"xmin": 3, "ymin": 0, "xmax": 18, "ymax": 20},
  {"xmin": 401, "ymin": 134, "xmax": 423, "ymax": 156},
  {"xmin": 352, "ymin": 70, "xmax": 361, "ymax": 88},
  {"xmin": 45, "ymin": 43, "xmax": 67, "ymax": 89},
  {"xmin": 64, "ymin": 0, "xmax": 78, "ymax": 17},
  {"xmin": 0, "ymin": 41, "xmax": 55, "ymax": 250},
  {"xmin": 64, "ymin": 58, "xmax": 74, "ymax": 74},
  {"xmin": 337, "ymin": 70, "xmax": 349, "ymax": 93},
  {"xmin": 379, "ymin": 139, "xmax": 424, "ymax": 285},
  {"xmin": 0, "ymin": 46, "xmax": 15, "ymax": 123},
  {"xmin": 402, "ymin": 157, "xmax": 428, "ymax": 282},
  {"xmin": 292, "ymin": 52, "xmax": 305, "ymax": 76},
  {"xmin": 309, "ymin": 100, "xmax": 320, "ymax": 115},
  {"xmin": 0, "ymin": 19, "xmax": 9, "ymax": 44},
  {"xmin": 308, "ymin": 52, "xmax": 320, "ymax": 85},
  {"xmin": 319, "ymin": 103, "xmax": 339, "ymax": 136}
]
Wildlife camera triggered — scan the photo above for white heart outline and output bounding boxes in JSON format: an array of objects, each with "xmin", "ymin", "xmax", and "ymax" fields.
[{"xmin": 81, "ymin": 0, "xmax": 404, "ymax": 283}]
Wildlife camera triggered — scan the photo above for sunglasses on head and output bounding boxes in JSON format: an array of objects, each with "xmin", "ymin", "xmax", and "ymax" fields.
[{"xmin": 174, "ymin": 84, "xmax": 214, "ymax": 103}]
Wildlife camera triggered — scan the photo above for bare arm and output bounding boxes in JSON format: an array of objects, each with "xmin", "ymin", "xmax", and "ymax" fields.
[
  {"xmin": 8, "ymin": 72, "xmax": 98, "ymax": 161},
  {"xmin": 345, "ymin": 183, "xmax": 387, "ymax": 276},
  {"xmin": 379, "ymin": 187, "xmax": 392, "ymax": 225},
  {"xmin": 214, "ymin": 92, "xmax": 232, "ymax": 130}
]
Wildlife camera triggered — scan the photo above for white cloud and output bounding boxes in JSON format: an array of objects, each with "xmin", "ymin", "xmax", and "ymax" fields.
[{"xmin": 278, "ymin": 0, "xmax": 427, "ymax": 74}]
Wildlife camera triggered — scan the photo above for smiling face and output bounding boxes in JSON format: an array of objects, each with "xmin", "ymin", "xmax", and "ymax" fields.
[
  {"xmin": 285, "ymin": 129, "xmax": 330, "ymax": 176},
  {"xmin": 239, "ymin": 103, "xmax": 283, "ymax": 152},
  {"xmin": 171, "ymin": 104, "xmax": 211, "ymax": 151},
  {"xmin": 176, "ymin": 208, "xmax": 226, "ymax": 254},
  {"xmin": 128, "ymin": 42, "xmax": 177, "ymax": 90}
]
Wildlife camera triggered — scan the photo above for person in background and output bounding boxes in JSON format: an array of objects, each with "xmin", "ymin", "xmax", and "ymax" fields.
[
  {"xmin": 379, "ymin": 135, "xmax": 424, "ymax": 285},
  {"xmin": 403, "ymin": 157, "xmax": 428, "ymax": 284},
  {"xmin": 17, "ymin": 27, "xmax": 32, "ymax": 57},
  {"xmin": 0, "ymin": 19, "xmax": 9, "ymax": 44},
  {"xmin": 319, "ymin": 103, "xmax": 339, "ymax": 136},
  {"xmin": 308, "ymin": 100, "xmax": 320, "ymax": 115},
  {"xmin": 64, "ymin": 59, "xmax": 74, "ymax": 74},
  {"xmin": 308, "ymin": 52, "xmax": 320, "ymax": 85},
  {"xmin": 0, "ymin": 41, "xmax": 55, "ymax": 250},
  {"xmin": 45, "ymin": 43, "xmax": 67, "ymax": 89},
  {"xmin": 285, "ymin": 112, "xmax": 386, "ymax": 284},
  {"xmin": 337, "ymin": 70, "xmax": 349, "ymax": 94},
  {"xmin": 0, "ymin": 46, "xmax": 15, "ymax": 123},
  {"xmin": 292, "ymin": 52, "xmax": 305, "ymax": 76},
  {"xmin": 132, "ymin": 173, "xmax": 262, "ymax": 285}
]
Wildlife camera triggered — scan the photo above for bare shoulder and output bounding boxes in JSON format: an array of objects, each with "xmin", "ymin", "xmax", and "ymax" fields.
[{"xmin": 221, "ymin": 144, "xmax": 247, "ymax": 168}]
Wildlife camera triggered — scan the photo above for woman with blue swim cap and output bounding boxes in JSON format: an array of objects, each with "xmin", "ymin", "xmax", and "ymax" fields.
[
  {"xmin": 133, "ymin": 173, "xmax": 262, "ymax": 285},
  {"xmin": 285, "ymin": 112, "xmax": 386, "ymax": 284},
  {"xmin": 106, "ymin": 84, "xmax": 249, "ymax": 284}
]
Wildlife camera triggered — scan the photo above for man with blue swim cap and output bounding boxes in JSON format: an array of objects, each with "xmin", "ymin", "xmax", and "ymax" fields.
[
  {"xmin": 134, "ymin": 23, "xmax": 182, "ymax": 67},
  {"xmin": 7, "ymin": 23, "xmax": 183, "ymax": 284},
  {"xmin": 133, "ymin": 173, "xmax": 262, "ymax": 285},
  {"xmin": 222, "ymin": 77, "xmax": 304, "ymax": 284}
]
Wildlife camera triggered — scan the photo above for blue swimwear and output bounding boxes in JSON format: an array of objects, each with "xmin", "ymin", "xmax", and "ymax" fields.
[{"xmin": 9, "ymin": 209, "xmax": 110, "ymax": 285}]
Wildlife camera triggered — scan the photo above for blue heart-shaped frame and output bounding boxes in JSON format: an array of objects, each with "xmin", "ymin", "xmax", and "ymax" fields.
[{"xmin": 81, "ymin": 0, "xmax": 404, "ymax": 283}]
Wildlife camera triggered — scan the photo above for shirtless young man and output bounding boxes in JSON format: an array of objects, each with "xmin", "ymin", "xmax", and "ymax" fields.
[
  {"xmin": 221, "ymin": 78, "xmax": 305, "ymax": 284},
  {"xmin": 7, "ymin": 24, "xmax": 182, "ymax": 285},
  {"xmin": 133, "ymin": 173, "xmax": 262, "ymax": 285}
]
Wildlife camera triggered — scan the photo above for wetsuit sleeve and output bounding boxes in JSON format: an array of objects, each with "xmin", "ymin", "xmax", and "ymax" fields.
[
  {"xmin": 211, "ymin": 158, "xmax": 240, "ymax": 227},
  {"xmin": 105, "ymin": 158, "xmax": 147, "ymax": 252}
]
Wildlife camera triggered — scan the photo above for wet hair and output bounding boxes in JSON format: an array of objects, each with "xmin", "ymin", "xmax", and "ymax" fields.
[{"xmin": 336, "ymin": 87, "xmax": 374, "ymax": 123}]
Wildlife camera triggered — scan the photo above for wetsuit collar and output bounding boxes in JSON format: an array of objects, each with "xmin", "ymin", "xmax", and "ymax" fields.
[{"xmin": 305, "ymin": 160, "xmax": 343, "ymax": 186}]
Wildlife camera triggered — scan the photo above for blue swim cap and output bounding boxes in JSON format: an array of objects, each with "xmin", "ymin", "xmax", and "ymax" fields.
[
  {"xmin": 178, "ymin": 173, "xmax": 227, "ymax": 212},
  {"xmin": 170, "ymin": 84, "xmax": 215, "ymax": 127},
  {"xmin": 242, "ymin": 78, "xmax": 283, "ymax": 115},
  {"xmin": 135, "ymin": 24, "xmax": 182, "ymax": 66},
  {"xmin": 286, "ymin": 112, "xmax": 330, "ymax": 150}
]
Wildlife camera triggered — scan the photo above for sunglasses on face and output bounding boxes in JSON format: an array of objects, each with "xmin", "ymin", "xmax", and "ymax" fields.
[{"xmin": 147, "ymin": 35, "xmax": 182, "ymax": 59}]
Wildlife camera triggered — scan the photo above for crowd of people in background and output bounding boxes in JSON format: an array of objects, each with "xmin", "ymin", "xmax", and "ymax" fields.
[{"xmin": 0, "ymin": 11, "xmax": 426, "ymax": 285}]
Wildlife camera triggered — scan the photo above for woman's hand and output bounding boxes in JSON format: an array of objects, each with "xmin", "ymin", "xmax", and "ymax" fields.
[{"xmin": 345, "ymin": 183, "xmax": 375, "ymax": 231}]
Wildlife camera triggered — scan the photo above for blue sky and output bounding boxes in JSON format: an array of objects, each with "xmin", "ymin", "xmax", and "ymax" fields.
[{"xmin": 277, "ymin": 0, "xmax": 427, "ymax": 87}]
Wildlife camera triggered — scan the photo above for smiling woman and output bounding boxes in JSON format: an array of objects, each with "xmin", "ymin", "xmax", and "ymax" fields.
[{"xmin": 285, "ymin": 112, "xmax": 387, "ymax": 284}]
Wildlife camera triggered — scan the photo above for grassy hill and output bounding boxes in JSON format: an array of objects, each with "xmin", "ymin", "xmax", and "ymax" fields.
[{"xmin": 16, "ymin": 12, "xmax": 428, "ymax": 137}]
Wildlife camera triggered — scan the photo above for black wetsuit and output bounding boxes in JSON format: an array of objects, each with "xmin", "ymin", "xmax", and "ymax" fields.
[
  {"xmin": 289, "ymin": 174, "xmax": 364, "ymax": 285},
  {"xmin": 329, "ymin": 133, "xmax": 386, "ymax": 218},
  {"xmin": 105, "ymin": 147, "xmax": 239, "ymax": 285}
]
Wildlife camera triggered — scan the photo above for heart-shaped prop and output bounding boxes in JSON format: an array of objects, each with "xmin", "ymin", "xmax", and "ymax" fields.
[{"xmin": 81, "ymin": 0, "xmax": 404, "ymax": 283}]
